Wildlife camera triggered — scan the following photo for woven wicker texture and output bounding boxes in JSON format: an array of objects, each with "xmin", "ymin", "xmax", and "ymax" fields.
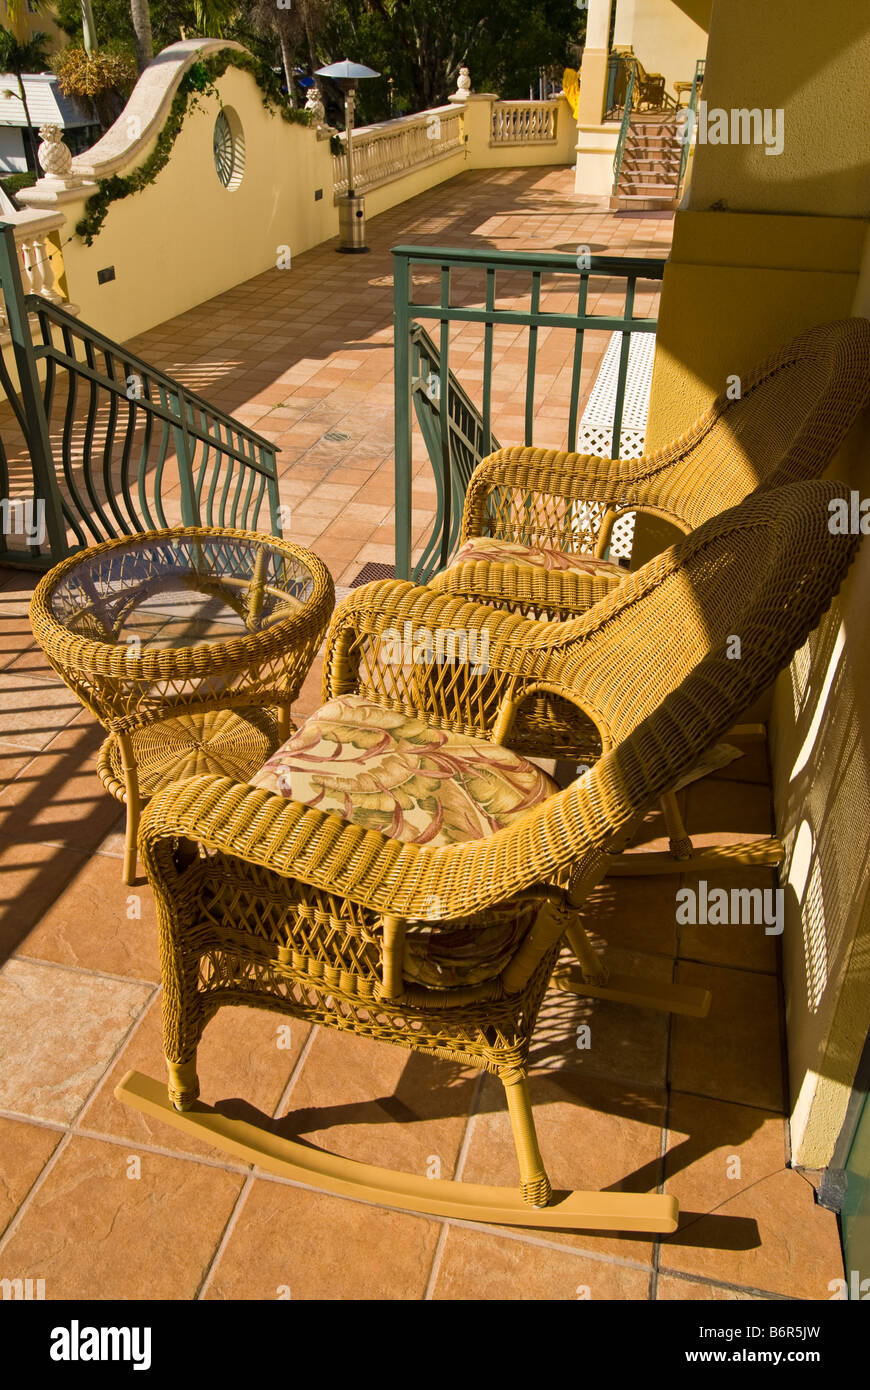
[
  {"xmin": 96, "ymin": 708, "xmax": 284, "ymax": 802},
  {"xmin": 431, "ymin": 317, "xmax": 870, "ymax": 624},
  {"xmin": 138, "ymin": 480, "xmax": 859, "ymax": 1211},
  {"xmin": 30, "ymin": 526, "xmax": 335, "ymax": 881}
]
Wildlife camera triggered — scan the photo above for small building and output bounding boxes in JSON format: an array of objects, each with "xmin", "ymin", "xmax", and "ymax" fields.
[{"xmin": 0, "ymin": 71, "xmax": 99, "ymax": 172}]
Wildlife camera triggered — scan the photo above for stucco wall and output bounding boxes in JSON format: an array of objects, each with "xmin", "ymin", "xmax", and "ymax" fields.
[
  {"xmin": 54, "ymin": 66, "xmax": 337, "ymax": 344},
  {"xmin": 690, "ymin": 0, "xmax": 870, "ymax": 217},
  {"xmin": 770, "ymin": 236, "xmax": 870, "ymax": 1168}
]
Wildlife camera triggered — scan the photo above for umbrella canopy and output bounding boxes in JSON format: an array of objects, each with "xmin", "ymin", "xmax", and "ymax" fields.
[{"xmin": 315, "ymin": 60, "xmax": 380, "ymax": 83}]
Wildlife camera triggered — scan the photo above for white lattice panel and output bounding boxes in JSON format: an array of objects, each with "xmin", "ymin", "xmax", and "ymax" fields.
[{"xmin": 575, "ymin": 331, "xmax": 656, "ymax": 562}]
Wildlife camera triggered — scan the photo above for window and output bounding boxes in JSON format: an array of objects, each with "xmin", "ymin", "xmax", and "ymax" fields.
[{"xmin": 213, "ymin": 108, "xmax": 245, "ymax": 191}]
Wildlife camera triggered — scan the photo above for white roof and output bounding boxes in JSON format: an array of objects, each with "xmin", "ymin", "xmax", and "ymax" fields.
[{"xmin": 0, "ymin": 73, "xmax": 95, "ymax": 129}]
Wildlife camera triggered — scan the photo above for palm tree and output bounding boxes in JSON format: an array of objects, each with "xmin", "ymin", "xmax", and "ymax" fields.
[
  {"xmin": 244, "ymin": 0, "xmax": 300, "ymax": 102},
  {"xmin": 242, "ymin": 0, "xmax": 331, "ymax": 107},
  {"xmin": 129, "ymin": 0, "xmax": 153, "ymax": 72},
  {"xmin": 193, "ymin": 0, "xmax": 239, "ymax": 40},
  {"xmin": 80, "ymin": 0, "xmax": 98, "ymax": 55},
  {"xmin": 0, "ymin": 28, "xmax": 51, "ymax": 169}
]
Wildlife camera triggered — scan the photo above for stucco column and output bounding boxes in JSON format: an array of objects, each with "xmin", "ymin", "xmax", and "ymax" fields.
[{"xmin": 576, "ymin": 0, "xmax": 614, "ymax": 125}]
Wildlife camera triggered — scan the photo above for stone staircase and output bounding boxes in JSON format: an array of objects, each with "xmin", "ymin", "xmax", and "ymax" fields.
[{"xmin": 611, "ymin": 112, "xmax": 683, "ymax": 211}]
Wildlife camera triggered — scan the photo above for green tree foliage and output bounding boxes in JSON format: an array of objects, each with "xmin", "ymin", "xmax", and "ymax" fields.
[
  {"xmin": 56, "ymin": 0, "xmax": 194, "ymax": 56},
  {"xmin": 56, "ymin": 0, "xmax": 583, "ymax": 120},
  {"xmin": 319, "ymin": 0, "xmax": 585, "ymax": 119}
]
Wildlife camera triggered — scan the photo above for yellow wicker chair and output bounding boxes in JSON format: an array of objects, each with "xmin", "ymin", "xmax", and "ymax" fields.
[
  {"xmin": 430, "ymin": 316, "xmax": 870, "ymax": 871},
  {"xmin": 117, "ymin": 480, "xmax": 859, "ymax": 1233}
]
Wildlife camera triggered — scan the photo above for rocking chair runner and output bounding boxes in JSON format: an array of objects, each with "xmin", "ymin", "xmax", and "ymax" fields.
[
  {"xmin": 428, "ymin": 316, "xmax": 870, "ymax": 870},
  {"xmin": 118, "ymin": 481, "xmax": 859, "ymax": 1233}
]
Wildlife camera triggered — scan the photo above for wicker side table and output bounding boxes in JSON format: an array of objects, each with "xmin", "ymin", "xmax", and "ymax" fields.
[{"xmin": 30, "ymin": 526, "xmax": 334, "ymax": 883}]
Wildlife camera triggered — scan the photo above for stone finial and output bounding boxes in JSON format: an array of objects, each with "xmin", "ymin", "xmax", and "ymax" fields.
[
  {"xmin": 455, "ymin": 67, "xmax": 471, "ymax": 97},
  {"xmin": 37, "ymin": 124, "xmax": 73, "ymax": 181},
  {"xmin": 304, "ymin": 87, "xmax": 326, "ymax": 124}
]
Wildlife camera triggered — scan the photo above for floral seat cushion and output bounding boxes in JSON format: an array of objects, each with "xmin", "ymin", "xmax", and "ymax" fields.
[
  {"xmin": 450, "ymin": 536, "xmax": 626, "ymax": 576},
  {"xmin": 249, "ymin": 694, "xmax": 558, "ymax": 988}
]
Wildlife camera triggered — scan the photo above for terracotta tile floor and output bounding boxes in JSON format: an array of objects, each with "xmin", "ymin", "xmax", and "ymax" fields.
[{"xmin": 0, "ymin": 165, "xmax": 845, "ymax": 1299}]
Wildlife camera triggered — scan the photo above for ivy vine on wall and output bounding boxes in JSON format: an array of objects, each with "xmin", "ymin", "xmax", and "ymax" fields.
[{"xmin": 74, "ymin": 50, "xmax": 311, "ymax": 245}]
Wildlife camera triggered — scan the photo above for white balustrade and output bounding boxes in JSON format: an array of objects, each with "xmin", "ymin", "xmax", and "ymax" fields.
[
  {"xmin": 0, "ymin": 210, "xmax": 78, "ymax": 341},
  {"xmin": 333, "ymin": 106, "xmax": 465, "ymax": 197},
  {"xmin": 490, "ymin": 100, "xmax": 559, "ymax": 145}
]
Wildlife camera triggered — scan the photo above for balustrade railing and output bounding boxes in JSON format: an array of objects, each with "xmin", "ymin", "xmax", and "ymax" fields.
[
  {"xmin": 332, "ymin": 105, "xmax": 464, "ymax": 198},
  {"xmin": 490, "ymin": 100, "xmax": 559, "ymax": 145},
  {"xmin": 0, "ymin": 210, "xmax": 77, "ymax": 341},
  {"xmin": 677, "ymin": 59, "xmax": 706, "ymax": 195},
  {"xmin": 612, "ymin": 58, "xmax": 638, "ymax": 194}
]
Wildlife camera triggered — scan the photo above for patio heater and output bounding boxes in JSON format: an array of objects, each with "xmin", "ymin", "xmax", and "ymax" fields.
[{"xmin": 316, "ymin": 59, "xmax": 380, "ymax": 253}]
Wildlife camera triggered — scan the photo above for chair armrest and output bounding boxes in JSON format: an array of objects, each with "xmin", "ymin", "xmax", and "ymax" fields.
[
  {"xmin": 137, "ymin": 771, "xmax": 612, "ymax": 925},
  {"xmin": 429, "ymin": 556, "xmax": 624, "ymax": 621}
]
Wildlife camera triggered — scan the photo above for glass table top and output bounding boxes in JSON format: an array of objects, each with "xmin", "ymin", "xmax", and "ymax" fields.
[{"xmin": 49, "ymin": 532, "xmax": 314, "ymax": 651}]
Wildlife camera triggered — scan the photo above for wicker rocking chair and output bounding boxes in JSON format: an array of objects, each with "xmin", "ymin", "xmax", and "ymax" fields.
[
  {"xmin": 429, "ymin": 316, "xmax": 870, "ymax": 873},
  {"xmin": 118, "ymin": 481, "xmax": 858, "ymax": 1233}
]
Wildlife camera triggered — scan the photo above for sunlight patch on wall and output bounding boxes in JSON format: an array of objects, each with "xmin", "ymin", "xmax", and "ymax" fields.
[
  {"xmin": 790, "ymin": 622, "xmax": 846, "ymax": 782},
  {"xmin": 788, "ymin": 819, "xmax": 828, "ymax": 1013}
]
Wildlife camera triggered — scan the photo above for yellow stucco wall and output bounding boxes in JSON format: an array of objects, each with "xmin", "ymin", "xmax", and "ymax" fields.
[
  {"xmin": 691, "ymin": 0, "xmax": 870, "ymax": 217},
  {"xmin": 613, "ymin": 0, "xmax": 710, "ymax": 97},
  {"xmin": 357, "ymin": 150, "xmax": 468, "ymax": 221},
  {"xmin": 57, "ymin": 67, "xmax": 338, "ymax": 344},
  {"xmin": 8, "ymin": 5, "xmax": 68, "ymax": 53},
  {"xmin": 644, "ymin": 0, "xmax": 870, "ymax": 1167},
  {"xmin": 771, "ymin": 233, "xmax": 870, "ymax": 1168},
  {"xmin": 459, "ymin": 94, "xmax": 578, "ymax": 172},
  {"xmin": 646, "ymin": 212, "xmax": 866, "ymax": 447}
]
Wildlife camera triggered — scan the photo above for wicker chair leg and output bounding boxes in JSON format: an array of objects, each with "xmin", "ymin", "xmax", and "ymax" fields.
[
  {"xmin": 660, "ymin": 790, "xmax": 694, "ymax": 860},
  {"xmin": 118, "ymin": 731, "xmax": 141, "ymax": 886},
  {"xmin": 166, "ymin": 1058, "xmax": 200, "ymax": 1112},
  {"xmin": 503, "ymin": 1074, "xmax": 552, "ymax": 1209},
  {"xmin": 278, "ymin": 704, "xmax": 293, "ymax": 742}
]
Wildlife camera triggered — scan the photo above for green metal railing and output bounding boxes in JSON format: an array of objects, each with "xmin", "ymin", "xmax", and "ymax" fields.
[
  {"xmin": 0, "ymin": 223, "xmax": 281, "ymax": 569},
  {"xmin": 393, "ymin": 243, "xmax": 665, "ymax": 583},
  {"xmin": 611, "ymin": 56, "xmax": 637, "ymax": 195},
  {"xmin": 677, "ymin": 59, "xmax": 706, "ymax": 195},
  {"xmin": 409, "ymin": 323, "xmax": 502, "ymax": 581}
]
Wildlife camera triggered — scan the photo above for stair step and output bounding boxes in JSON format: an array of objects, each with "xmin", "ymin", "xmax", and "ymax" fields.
[
  {"xmin": 626, "ymin": 144, "xmax": 682, "ymax": 157},
  {"xmin": 624, "ymin": 167, "xmax": 680, "ymax": 179},
  {"xmin": 626, "ymin": 135, "xmax": 682, "ymax": 148},
  {"xmin": 622, "ymin": 157, "xmax": 682, "ymax": 171},
  {"xmin": 620, "ymin": 173, "xmax": 679, "ymax": 188},
  {"xmin": 620, "ymin": 187, "xmax": 679, "ymax": 199},
  {"xmin": 610, "ymin": 193, "xmax": 678, "ymax": 211}
]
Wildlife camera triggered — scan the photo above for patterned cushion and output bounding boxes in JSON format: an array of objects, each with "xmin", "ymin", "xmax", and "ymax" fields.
[
  {"xmin": 450, "ymin": 536, "xmax": 625, "ymax": 576},
  {"xmin": 249, "ymin": 694, "xmax": 558, "ymax": 988}
]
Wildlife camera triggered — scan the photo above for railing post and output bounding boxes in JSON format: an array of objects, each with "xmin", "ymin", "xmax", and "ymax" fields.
[
  {"xmin": 169, "ymin": 385, "xmax": 201, "ymax": 527},
  {"xmin": 0, "ymin": 221, "xmax": 68, "ymax": 561},
  {"xmin": 677, "ymin": 59, "xmax": 705, "ymax": 195},
  {"xmin": 393, "ymin": 251, "xmax": 412, "ymax": 580}
]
